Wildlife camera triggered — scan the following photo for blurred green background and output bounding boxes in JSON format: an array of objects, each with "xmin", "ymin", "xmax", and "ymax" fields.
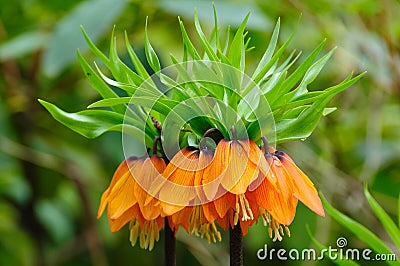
[{"xmin": 0, "ymin": 0, "xmax": 399, "ymax": 265}]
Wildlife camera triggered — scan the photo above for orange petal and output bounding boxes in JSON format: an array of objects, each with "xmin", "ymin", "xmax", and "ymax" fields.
[
  {"xmin": 221, "ymin": 140, "xmax": 258, "ymax": 194},
  {"xmin": 159, "ymin": 150, "xmax": 199, "ymax": 215},
  {"xmin": 249, "ymin": 147, "xmax": 280, "ymax": 192},
  {"xmin": 280, "ymin": 152, "xmax": 325, "ymax": 217},
  {"xmin": 214, "ymin": 190, "xmax": 235, "ymax": 218},
  {"xmin": 267, "ymin": 157, "xmax": 298, "ymax": 225},
  {"xmin": 170, "ymin": 206, "xmax": 193, "ymax": 232},
  {"xmin": 202, "ymin": 201, "xmax": 219, "ymax": 223},
  {"xmin": 244, "ymin": 139, "xmax": 265, "ymax": 169},
  {"xmin": 97, "ymin": 157, "xmax": 137, "ymax": 218},
  {"xmin": 251, "ymin": 155, "xmax": 298, "ymax": 225},
  {"xmin": 194, "ymin": 150, "xmax": 214, "ymax": 203},
  {"xmin": 145, "ymin": 148, "xmax": 198, "ymax": 205},
  {"xmin": 108, "ymin": 181, "xmax": 138, "ymax": 220},
  {"xmin": 135, "ymin": 156, "xmax": 165, "ymax": 220},
  {"xmin": 97, "ymin": 187, "xmax": 110, "ymax": 218},
  {"xmin": 108, "ymin": 165, "xmax": 139, "ymax": 219},
  {"xmin": 108, "ymin": 204, "xmax": 141, "ymax": 233},
  {"xmin": 202, "ymin": 140, "xmax": 230, "ymax": 200}
]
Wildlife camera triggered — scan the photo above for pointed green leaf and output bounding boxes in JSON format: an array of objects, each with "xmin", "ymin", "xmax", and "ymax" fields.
[
  {"xmin": 178, "ymin": 18, "xmax": 201, "ymax": 60},
  {"xmin": 77, "ymin": 50, "xmax": 125, "ymax": 114},
  {"xmin": 144, "ymin": 18, "xmax": 161, "ymax": 73},
  {"xmin": 39, "ymin": 99, "xmax": 132, "ymax": 139},
  {"xmin": 275, "ymin": 73, "xmax": 365, "ymax": 143},
  {"xmin": 94, "ymin": 62, "xmax": 137, "ymax": 94},
  {"xmin": 80, "ymin": 26, "xmax": 110, "ymax": 65},
  {"xmin": 262, "ymin": 71, "xmax": 286, "ymax": 96},
  {"xmin": 291, "ymin": 47, "xmax": 336, "ymax": 98},
  {"xmin": 194, "ymin": 9, "xmax": 219, "ymax": 62},
  {"xmin": 323, "ymin": 107, "xmax": 337, "ymax": 116},
  {"xmin": 108, "ymin": 28, "xmax": 146, "ymax": 86},
  {"xmin": 252, "ymin": 27, "xmax": 295, "ymax": 84},
  {"xmin": 276, "ymin": 39, "xmax": 326, "ymax": 99},
  {"xmin": 228, "ymin": 13, "xmax": 249, "ymax": 71},
  {"xmin": 364, "ymin": 185, "xmax": 400, "ymax": 248},
  {"xmin": 88, "ymin": 97, "xmax": 132, "ymax": 108},
  {"xmin": 222, "ymin": 25, "xmax": 231, "ymax": 55},
  {"xmin": 212, "ymin": 4, "xmax": 221, "ymax": 52},
  {"xmin": 252, "ymin": 18, "xmax": 280, "ymax": 79},
  {"xmin": 169, "ymin": 54, "xmax": 202, "ymax": 97},
  {"xmin": 124, "ymin": 31, "xmax": 151, "ymax": 80}
]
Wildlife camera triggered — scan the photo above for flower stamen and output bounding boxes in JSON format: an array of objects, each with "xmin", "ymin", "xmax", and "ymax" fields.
[
  {"xmin": 234, "ymin": 194, "xmax": 254, "ymax": 224},
  {"xmin": 188, "ymin": 206, "xmax": 222, "ymax": 243},
  {"xmin": 259, "ymin": 208, "xmax": 291, "ymax": 242},
  {"xmin": 129, "ymin": 219, "xmax": 160, "ymax": 251}
]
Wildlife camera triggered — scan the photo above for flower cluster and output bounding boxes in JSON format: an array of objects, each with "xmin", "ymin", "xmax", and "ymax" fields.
[
  {"xmin": 40, "ymin": 8, "xmax": 362, "ymax": 253},
  {"xmin": 97, "ymin": 131, "xmax": 325, "ymax": 250}
]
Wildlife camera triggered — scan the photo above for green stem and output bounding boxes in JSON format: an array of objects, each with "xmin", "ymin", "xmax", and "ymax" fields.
[{"xmin": 230, "ymin": 224, "xmax": 243, "ymax": 266}]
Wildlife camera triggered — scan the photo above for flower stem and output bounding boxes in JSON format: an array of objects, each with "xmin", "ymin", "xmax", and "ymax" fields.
[
  {"xmin": 261, "ymin": 136, "xmax": 269, "ymax": 154},
  {"xmin": 229, "ymin": 223, "xmax": 243, "ymax": 266},
  {"xmin": 164, "ymin": 217, "xmax": 176, "ymax": 266}
]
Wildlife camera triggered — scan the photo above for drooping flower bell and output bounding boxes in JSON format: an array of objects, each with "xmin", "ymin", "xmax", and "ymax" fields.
[
  {"xmin": 192, "ymin": 129, "xmax": 325, "ymax": 241},
  {"xmin": 203, "ymin": 138, "xmax": 261, "ymax": 234},
  {"xmin": 146, "ymin": 144, "xmax": 223, "ymax": 243},
  {"xmin": 248, "ymin": 137, "xmax": 325, "ymax": 241},
  {"xmin": 97, "ymin": 155, "xmax": 166, "ymax": 250}
]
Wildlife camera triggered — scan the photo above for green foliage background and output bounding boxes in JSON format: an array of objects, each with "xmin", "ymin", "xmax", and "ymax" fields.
[{"xmin": 0, "ymin": 0, "xmax": 399, "ymax": 265}]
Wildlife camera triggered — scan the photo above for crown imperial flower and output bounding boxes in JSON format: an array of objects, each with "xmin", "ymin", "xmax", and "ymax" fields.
[{"xmin": 40, "ymin": 6, "xmax": 363, "ymax": 264}]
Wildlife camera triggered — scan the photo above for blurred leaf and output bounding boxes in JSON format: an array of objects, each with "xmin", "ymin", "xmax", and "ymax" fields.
[
  {"xmin": 0, "ymin": 202, "xmax": 35, "ymax": 266},
  {"xmin": 158, "ymin": 0, "xmax": 270, "ymax": 30},
  {"xmin": 43, "ymin": 0, "xmax": 127, "ymax": 77},
  {"xmin": 364, "ymin": 185, "xmax": 400, "ymax": 248},
  {"xmin": 321, "ymin": 193, "xmax": 399, "ymax": 264},
  {"xmin": 306, "ymin": 225, "xmax": 361, "ymax": 266},
  {"xmin": 0, "ymin": 31, "xmax": 49, "ymax": 61},
  {"xmin": 35, "ymin": 200, "xmax": 73, "ymax": 243}
]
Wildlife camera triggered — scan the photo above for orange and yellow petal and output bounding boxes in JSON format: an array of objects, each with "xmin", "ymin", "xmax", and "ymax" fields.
[
  {"xmin": 220, "ymin": 140, "xmax": 258, "ymax": 195},
  {"xmin": 159, "ymin": 149, "xmax": 199, "ymax": 215},
  {"xmin": 98, "ymin": 157, "xmax": 142, "ymax": 220},
  {"xmin": 277, "ymin": 151, "xmax": 325, "ymax": 217},
  {"xmin": 108, "ymin": 204, "xmax": 142, "ymax": 233},
  {"xmin": 201, "ymin": 140, "xmax": 230, "ymax": 200},
  {"xmin": 134, "ymin": 156, "xmax": 166, "ymax": 220}
]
